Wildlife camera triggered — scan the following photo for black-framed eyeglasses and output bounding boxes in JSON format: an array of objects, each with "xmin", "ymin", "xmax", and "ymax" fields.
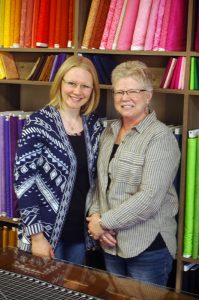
[
  {"xmin": 113, "ymin": 89, "xmax": 149, "ymax": 97},
  {"xmin": 62, "ymin": 79, "xmax": 93, "ymax": 91}
]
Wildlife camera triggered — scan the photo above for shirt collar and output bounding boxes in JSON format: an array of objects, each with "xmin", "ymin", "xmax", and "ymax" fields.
[{"xmin": 135, "ymin": 110, "xmax": 157, "ymax": 133}]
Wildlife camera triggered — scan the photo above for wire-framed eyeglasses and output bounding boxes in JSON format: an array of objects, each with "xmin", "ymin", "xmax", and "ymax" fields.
[
  {"xmin": 113, "ymin": 89, "xmax": 149, "ymax": 97},
  {"xmin": 62, "ymin": 79, "xmax": 93, "ymax": 91}
]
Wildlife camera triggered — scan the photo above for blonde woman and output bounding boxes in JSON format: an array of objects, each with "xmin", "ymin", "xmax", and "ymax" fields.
[{"xmin": 14, "ymin": 55, "xmax": 103, "ymax": 264}]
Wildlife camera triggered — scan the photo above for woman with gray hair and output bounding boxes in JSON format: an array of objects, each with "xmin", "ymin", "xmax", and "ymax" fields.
[{"xmin": 87, "ymin": 60, "xmax": 180, "ymax": 286}]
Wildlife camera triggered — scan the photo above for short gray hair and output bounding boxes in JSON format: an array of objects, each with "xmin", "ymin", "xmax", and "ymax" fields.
[{"xmin": 111, "ymin": 60, "xmax": 153, "ymax": 91}]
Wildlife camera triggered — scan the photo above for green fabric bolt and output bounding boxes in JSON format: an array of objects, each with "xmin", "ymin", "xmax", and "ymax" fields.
[
  {"xmin": 183, "ymin": 137, "xmax": 197, "ymax": 257},
  {"xmin": 192, "ymin": 136, "xmax": 199, "ymax": 259},
  {"xmin": 190, "ymin": 57, "xmax": 195, "ymax": 90},
  {"xmin": 194, "ymin": 57, "xmax": 199, "ymax": 90}
]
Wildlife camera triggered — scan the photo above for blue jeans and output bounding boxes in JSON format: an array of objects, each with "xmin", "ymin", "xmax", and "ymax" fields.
[
  {"xmin": 54, "ymin": 240, "xmax": 86, "ymax": 265},
  {"xmin": 104, "ymin": 248, "xmax": 173, "ymax": 287}
]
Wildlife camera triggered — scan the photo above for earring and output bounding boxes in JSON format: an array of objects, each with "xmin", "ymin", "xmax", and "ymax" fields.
[{"xmin": 145, "ymin": 103, "xmax": 150, "ymax": 114}]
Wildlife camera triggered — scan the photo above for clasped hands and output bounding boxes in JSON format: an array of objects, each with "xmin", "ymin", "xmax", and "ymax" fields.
[{"xmin": 86, "ymin": 213, "xmax": 117, "ymax": 248}]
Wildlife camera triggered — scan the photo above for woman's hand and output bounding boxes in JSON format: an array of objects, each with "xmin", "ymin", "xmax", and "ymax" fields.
[
  {"xmin": 31, "ymin": 232, "xmax": 54, "ymax": 259},
  {"xmin": 87, "ymin": 213, "xmax": 104, "ymax": 239},
  {"xmin": 99, "ymin": 230, "xmax": 117, "ymax": 248},
  {"xmin": 87, "ymin": 214, "xmax": 117, "ymax": 247}
]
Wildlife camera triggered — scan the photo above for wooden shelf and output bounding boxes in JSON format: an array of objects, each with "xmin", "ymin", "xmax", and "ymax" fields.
[
  {"xmin": 0, "ymin": 81, "xmax": 187, "ymax": 95},
  {"xmin": 0, "ymin": 216, "xmax": 19, "ymax": 226},
  {"xmin": 0, "ymin": 48, "xmax": 75, "ymax": 53},
  {"xmin": 181, "ymin": 256, "xmax": 199, "ymax": 265},
  {"xmin": 0, "ymin": 80, "xmax": 52, "ymax": 86},
  {"xmin": 77, "ymin": 48, "xmax": 187, "ymax": 57}
]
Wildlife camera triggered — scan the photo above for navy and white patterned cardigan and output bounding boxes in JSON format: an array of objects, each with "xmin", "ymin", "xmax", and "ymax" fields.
[{"xmin": 14, "ymin": 105, "xmax": 103, "ymax": 252}]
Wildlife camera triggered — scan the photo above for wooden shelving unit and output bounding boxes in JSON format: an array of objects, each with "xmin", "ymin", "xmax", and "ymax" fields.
[
  {"xmin": 0, "ymin": 0, "xmax": 199, "ymax": 293},
  {"xmin": 0, "ymin": 216, "xmax": 19, "ymax": 227}
]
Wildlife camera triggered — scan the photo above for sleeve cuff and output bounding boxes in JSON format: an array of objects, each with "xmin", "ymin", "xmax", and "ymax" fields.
[
  {"xmin": 25, "ymin": 223, "xmax": 43, "ymax": 236},
  {"xmin": 101, "ymin": 212, "xmax": 117, "ymax": 230}
]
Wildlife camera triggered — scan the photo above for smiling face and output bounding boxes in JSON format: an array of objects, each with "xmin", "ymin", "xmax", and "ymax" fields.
[
  {"xmin": 61, "ymin": 67, "xmax": 93, "ymax": 112},
  {"xmin": 113, "ymin": 77, "xmax": 152, "ymax": 126}
]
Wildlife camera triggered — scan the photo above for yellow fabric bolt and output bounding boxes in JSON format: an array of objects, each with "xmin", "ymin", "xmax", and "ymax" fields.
[{"xmin": 3, "ymin": 0, "xmax": 11, "ymax": 48}]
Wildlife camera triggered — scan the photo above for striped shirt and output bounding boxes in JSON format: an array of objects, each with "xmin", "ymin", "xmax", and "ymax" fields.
[{"xmin": 89, "ymin": 111, "xmax": 181, "ymax": 258}]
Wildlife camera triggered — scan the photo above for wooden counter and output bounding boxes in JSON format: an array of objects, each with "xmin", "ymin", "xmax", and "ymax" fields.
[{"xmin": 0, "ymin": 247, "xmax": 198, "ymax": 300}]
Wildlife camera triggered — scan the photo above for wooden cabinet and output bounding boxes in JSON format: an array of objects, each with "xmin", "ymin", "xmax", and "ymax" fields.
[{"xmin": 0, "ymin": 0, "xmax": 199, "ymax": 293}]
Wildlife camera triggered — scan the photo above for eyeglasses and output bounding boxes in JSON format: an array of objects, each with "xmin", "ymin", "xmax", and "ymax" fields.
[
  {"xmin": 113, "ymin": 89, "xmax": 148, "ymax": 97},
  {"xmin": 62, "ymin": 79, "xmax": 93, "ymax": 91}
]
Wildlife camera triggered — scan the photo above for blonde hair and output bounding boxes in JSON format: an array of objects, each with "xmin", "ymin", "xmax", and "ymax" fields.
[
  {"xmin": 111, "ymin": 60, "xmax": 153, "ymax": 91},
  {"xmin": 49, "ymin": 55, "xmax": 100, "ymax": 115}
]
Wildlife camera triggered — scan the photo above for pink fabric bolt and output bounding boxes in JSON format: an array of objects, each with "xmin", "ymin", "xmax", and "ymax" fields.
[
  {"xmin": 99, "ymin": 0, "xmax": 117, "ymax": 49},
  {"xmin": 144, "ymin": 0, "xmax": 161, "ymax": 51},
  {"xmin": 152, "ymin": 0, "xmax": 166, "ymax": 51},
  {"xmin": 178, "ymin": 56, "xmax": 186, "ymax": 89},
  {"xmin": 169, "ymin": 57, "xmax": 182, "ymax": 89},
  {"xmin": 131, "ymin": 0, "xmax": 153, "ymax": 50},
  {"xmin": 158, "ymin": 0, "xmax": 172, "ymax": 51},
  {"xmin": 117, "ymin": 0, "xmax": 139, "ymax": 50},
  {"xmin": 165, "ymin": 0, "xmax": 188, "ymax": 51},
  {"xmin": 106, "ymin": 0, "xmax": 124, "ymax": 50},
  {"xmin": 112, "ymin": 0, "xmax": 127, "ymax": 50}
]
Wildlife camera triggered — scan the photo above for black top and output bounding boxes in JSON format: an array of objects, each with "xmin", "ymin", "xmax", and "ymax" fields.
[
  {"xmin": 107, "ymin": 144, "xmax": 119, "ymax": 190},
  {"xmin": 61, "ymin": 132, "xmax": 90, "ymax": 243},
  {"xmin": 108, "ymin": 144, "xmax": 166, "ymax": 252}
]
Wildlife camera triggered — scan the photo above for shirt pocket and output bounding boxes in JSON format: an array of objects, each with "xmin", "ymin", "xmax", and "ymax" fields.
[{"xmin": 114, "ymin": 151, "xmax": 145, "ymax": 185}]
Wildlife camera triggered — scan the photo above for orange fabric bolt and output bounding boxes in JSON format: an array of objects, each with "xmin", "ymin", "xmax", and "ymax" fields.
[
  {"xmin": 88, "ymin": 0, "xmax": 111, "ymax": 49},
  {"xmin": 19, "ymin": 0, "xmax": 28, "ymax": 47},
  {"xmin": 31, "ymin": 0, "xmax": 40, "ymax": 48},
  {"xmin": 9, "ymin": 0, "xmax": 16, "ymax": 47},
  {"xmin": 82, "ymin": 0, "xmax": 100, "ymax": 49},
  {"xmin": 13, "ymin": 0, "xmax": 22, "ymax": 47},
  {"xmin": 24, "ymin": 0, "xmax": 34, "ymax": 48}
]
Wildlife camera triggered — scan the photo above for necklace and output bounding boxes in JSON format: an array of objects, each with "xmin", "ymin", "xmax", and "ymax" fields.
[
  {"xmin": 59, "ymin": 111, "xmax": 83, "ymax": 135},
  {"xmin": 66, "ymin": 124, "xmax": 82, "ymax": 136}
]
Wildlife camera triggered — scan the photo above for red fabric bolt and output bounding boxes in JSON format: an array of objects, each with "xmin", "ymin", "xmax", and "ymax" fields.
[
  {"xmin": 68, "ymin": 0, "xmax": 74, "ymax": 47},
  {"xmin": 194, "ymin": 3, "xmax": 199, "ymax": 52},
  {"xmin": 36, "ymin": 0, "xmax": 50, "ymax": 47},
  {"xmin": 48, "ymin": 0, "xmax": 57, "ymax": 48},
  {"xmin": 54, "ymin": 0, "xmax": 61, "ymax": 47},
  {"xmin": 59, "ymin": 0, "xmax": 69, "ymax": 48}
]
